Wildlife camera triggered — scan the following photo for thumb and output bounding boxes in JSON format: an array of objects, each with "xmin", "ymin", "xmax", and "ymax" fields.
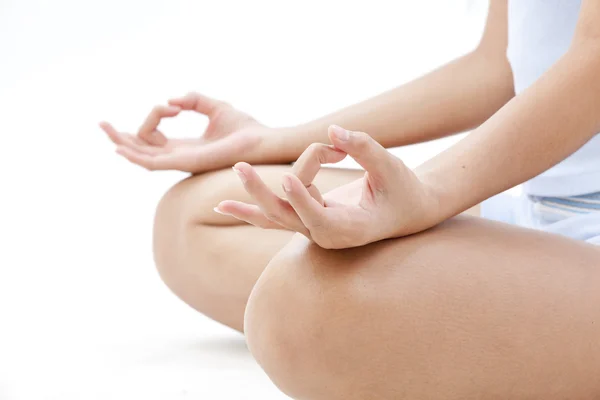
[
  {"xmin": 168, "ymin": 92, "xmax": 223, "ymax": 116},
  {"xmin": 328, "ymin": 125, "xmax": 394, "ymax": 179}
]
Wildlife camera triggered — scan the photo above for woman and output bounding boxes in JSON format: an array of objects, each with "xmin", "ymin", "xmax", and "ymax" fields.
[{"xmin": 101, "ymin": 1, "xmax": 600, "ymax": 398}]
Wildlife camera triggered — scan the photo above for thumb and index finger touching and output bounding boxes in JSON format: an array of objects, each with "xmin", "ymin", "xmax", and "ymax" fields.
[
  {"xmin": 327, "ymin": 125, "xmax": 394, "ymax": 181},
  {"xmin": 133, "ymin": 92, "xmax": 223, "ymax": 146},
  {"xmin": 283, "ymin": 124, "xmax": 396, "ymax": 228},
  {"xmin": 168, "ymin": 92, "xmax": 223, "ymax": 116},
  {"xmin": 289, "ymin": 124, "xmax": 395, "ymax": 192},
  {"xmin": 137, "ymin": 92, "xmax": 223, "ymax": 145}
]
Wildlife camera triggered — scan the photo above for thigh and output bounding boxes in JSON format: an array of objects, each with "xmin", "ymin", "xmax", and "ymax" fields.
[
  {"xmin": 153, "ymin": 164, "xmax": 363, "ymax": 331},
  {"xmin": 165, "ymin": 165, "xmax": 364, "ymax": 226},
  {"xmin": 246, "ymin": 216, "xmax": 600, "ymax": 399}
]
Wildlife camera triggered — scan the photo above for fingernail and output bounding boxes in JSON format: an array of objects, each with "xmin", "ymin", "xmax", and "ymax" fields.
[
  {"xmin": 282, "ymin": 175, "xmax": 292, "ymax": 192},
  {"xmin": 330, "ymin": 125, "xmax": 349, "ymax": 141},
  {"xmin": 232, "ymin": 166, "xmax": 247, "ymax": 183},
  {"xmin": 213, "ymin": 207, "xmax": 227, "ymax": 215}
]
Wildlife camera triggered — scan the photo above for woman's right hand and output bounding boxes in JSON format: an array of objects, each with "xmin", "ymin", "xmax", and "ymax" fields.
[{"xmin": 100, "ymin": 92, "xmax": 274, "ymax": 173}]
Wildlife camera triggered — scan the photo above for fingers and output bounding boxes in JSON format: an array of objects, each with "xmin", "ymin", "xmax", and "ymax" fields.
[
  {"xmin": 137, "ymin": 105, "xmax": 181, "ymax": 146},
  {"xmin": 102, "ymin": 121, "xmax": 143, "ymax": 149},
  {"xmin": 115, "ymin": 146, "xmax": 159, "ymax": 170},
  {"xmin": 215, "ymin": 201, "xmax": 284, "ymax": 230},
  {"xmin": 115, "ymin": 146, "xmax": 186, "ymax": 171},
  {"xmin": 292, "ymin": 143, "xmax": 347, "ymax": 186},
  {"xmin": 328, "ymin": 125, "xmax": 395, "ymax": 183},
  {"xmin": 100, "ymin": 121, "xmax": 130, "ymax": 146},
  {"xmin": 291, "ymin": 143, "xmax": 344, "ymax": 206},
  {"xmin": 112, "ymin": 136, "xmax": 240, "ymax": 173},
  {"xmin": 168, "ymin": 92, "xmax": 223, "ymax": 116},
  {"xmin": 101, "ymin": 122, "xmax": 166, "ymax": 156},
  {"xmin": 232, "ymin": 162, "xmax": 310, "ymax": 235},
  {"xmin": 281, "ymin": 173, "xmax": 328, "ymax": 231},
  {"xmin": 306, "ymin": 184, "xmax": 324, "ymax": 206}
]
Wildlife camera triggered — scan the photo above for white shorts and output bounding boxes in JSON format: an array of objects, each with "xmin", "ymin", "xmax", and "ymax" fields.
[{"xmin": 482, "ymin": 191, "xmax": 600, "ymax": 245}]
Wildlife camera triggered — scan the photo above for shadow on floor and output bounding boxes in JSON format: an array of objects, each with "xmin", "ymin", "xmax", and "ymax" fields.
[
  {"xmin": 135, "ymin": 334, "xmax": 254, "ymax": 368},
  {"xmin": 190, "ymin": 335, "xmax": 250, "ymax": 356}
]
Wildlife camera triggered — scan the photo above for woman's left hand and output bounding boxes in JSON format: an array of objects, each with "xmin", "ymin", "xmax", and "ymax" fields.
[{"xmin": 216, "ymin": 125, "xmax": 442, "ymax": 249}]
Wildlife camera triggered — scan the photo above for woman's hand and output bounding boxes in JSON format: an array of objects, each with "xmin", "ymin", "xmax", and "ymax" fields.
[
  {"xmin": 216, "ymin": 125, "xmax": 442, "ymax": 249},
  {"xmin": 100, "ymin": 92, "xmax": 273, "ymax": 173}
]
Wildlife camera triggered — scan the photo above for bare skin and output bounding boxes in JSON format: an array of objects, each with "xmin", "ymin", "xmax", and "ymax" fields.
[
  {"xmin": 245, "ymin": 219, "xmax": 600, "ymax": 399},
  {"xmin": 105, "ymin": 3, "xmax": 505, "ymax": 331},
  {"xmin": 153, "ymin": 165, "xmax": 362, "ymax": 332},
  {"xmin": 154, "ymin": 163, "xmax": 600, "ymax": 399},
  {"xmin": 102, "ymin": 0, "xmax": 600, "ymax": 398},
  {"xmin": 154, "ymin": 165, "xmax": 480, "ymax": 332}
]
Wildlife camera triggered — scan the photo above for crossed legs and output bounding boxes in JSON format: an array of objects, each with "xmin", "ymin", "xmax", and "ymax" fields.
[
  {"xmin": 154, "ymin": 167, "xmax": 600, "ymax": 399},
  {"xmin": 152, "ymin": 165, "xmax": 362, "ymax": 331}
]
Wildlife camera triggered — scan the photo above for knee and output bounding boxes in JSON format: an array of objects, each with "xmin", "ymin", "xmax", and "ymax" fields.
[
  {"xmin": 243, "ymin": 237, "xmax": 319, "ymax": 398},
  {"xmin": 244, "ymin": 235, "xmax": 375, "ymax": 399},
  {"xmin": 153, "ymin": 174, "xmax": 203, "ymax": 278},
  {"xmin": 152, "ymin": 170, "xmax": 236, "ymax": 295},
  {"xmin": 243, "ymin": 232, "xmax": 453, "ymax": 399}
]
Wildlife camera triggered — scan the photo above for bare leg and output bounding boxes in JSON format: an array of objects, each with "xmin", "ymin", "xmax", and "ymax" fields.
[
  {"xmin": 245, "ymin": 217, "xmax": 600, "ymax": 399},
  {"xmin": 153, "ymin": 165, "xmax": 363, "ymax": 332}
]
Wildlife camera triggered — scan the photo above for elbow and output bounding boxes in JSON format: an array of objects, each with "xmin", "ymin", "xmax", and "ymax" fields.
[
  {"xmin": 467, "ymin": 47, "xmax": 516, "ymax": 119},
  {"xmin": 472, "ymin": 44, "xmax": 515, "ymax": 94}
]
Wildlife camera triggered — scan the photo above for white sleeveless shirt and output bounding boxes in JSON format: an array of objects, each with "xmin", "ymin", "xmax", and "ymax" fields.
[{"xmin": 508, "ymin": 0, "xmax": 600, "ymax": 196}]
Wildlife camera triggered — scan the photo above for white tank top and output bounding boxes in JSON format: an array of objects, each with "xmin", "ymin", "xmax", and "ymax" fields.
[{"xmin": 508, "ymin": 0, "xmax": 600, "ymax": 196}]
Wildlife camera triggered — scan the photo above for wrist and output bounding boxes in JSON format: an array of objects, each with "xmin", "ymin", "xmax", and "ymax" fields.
[
  {"xmin": 253, "ymin": 126, "xmax": 297, "ymax": 163},
  {"xmin": 256, "ymin": 124, "xmax": 319, "ymax": 164},
  {"xmin": 415, "ymin": 166, "xmax": 456, "ymax": 224}
]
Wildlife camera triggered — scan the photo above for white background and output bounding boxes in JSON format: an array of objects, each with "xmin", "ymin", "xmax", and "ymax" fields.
[{"xmin": 0, "ymin": 1, "xmax": 486, "ymax": 399}]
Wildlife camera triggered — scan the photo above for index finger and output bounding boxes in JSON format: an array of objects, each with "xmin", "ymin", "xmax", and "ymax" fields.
[
  {"xmin": 281, "ymin": 173, "xmax": 328, "ymax": 231},
  {"xmin": 168, "ymin": 92, "xmax": 223, "ymax": 116},
  {"xmin": 292, "ymin": 143, "xmax": 347, "ymax": 186},
  {"xmin": 137, "ymin": 105, "xmax": 181, "ymax": 145}
]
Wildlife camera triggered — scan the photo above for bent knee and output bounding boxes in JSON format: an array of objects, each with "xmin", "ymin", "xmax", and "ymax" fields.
[
  {"xmin": 245, "ymin": 222, "xmax": 600, "ymax": 399},
  {"xmin": 153, "ymin": 173, "xmax": 206, "ymax": 277},
  {"xmin": 154, "ymin": 169, "xmax": 239, "ymax": 231},
  {"xmin": 243, "ymin": 235, "xmax": 327, "ymax": 398},
  {"xmin": 243, "ymin": 234, "xmax": 416, "ymax": 399},
  {"xmin": 153, "ymin": 169, "xmax": 242, "ymax": 273},
  {"xmin": 244, "ymin": 224, "xmax": 527, "ymax": 399}
]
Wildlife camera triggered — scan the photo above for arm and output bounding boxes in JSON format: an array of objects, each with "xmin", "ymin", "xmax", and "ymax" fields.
[
  {"xmin": 416, "ymin": 0, "xmax": 600, "ymax": 221},
  {"xmin": 267, "ymin": 0, "xmax": 515, "ymax": 161},
  {"xmin": 214, "ymin": 1, "xmax": 600, "ymax": 249},
  {"xmin": 102, "ymin": 2, "xmax": 513, "ymax": 175}
]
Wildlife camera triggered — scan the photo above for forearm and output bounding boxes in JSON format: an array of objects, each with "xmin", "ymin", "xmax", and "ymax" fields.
[
  {"xmin": 417, "ymin": 43, "xmax": 600, "ymax": 221},
  {"xmin": 263, "ymin": 47, "xmax": 514, "ymax": 162}
]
